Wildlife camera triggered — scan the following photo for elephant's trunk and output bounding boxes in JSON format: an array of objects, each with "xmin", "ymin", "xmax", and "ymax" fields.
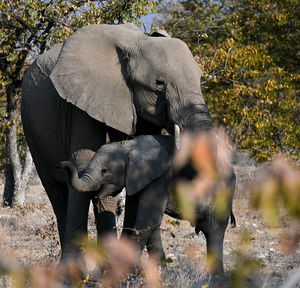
[
  {"xmin": 169, "ymin": 86, "xmax": 213, "ymax": 133},
  {"xmin": 173, "ymin": 102, "xmax": 212, "ymax": 148},
  {"xmin": 185, "ymin": 104, "xmax": 213, "ymax": 132},
  {"xmin": 58, "ymin": 161, "xmax": 102, "ymax": 192}
]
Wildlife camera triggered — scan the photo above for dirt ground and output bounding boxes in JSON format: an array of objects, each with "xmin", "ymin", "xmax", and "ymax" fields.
[{"xmin": 0, "ymin": 152, "xmax": 299, "ymax": 287}]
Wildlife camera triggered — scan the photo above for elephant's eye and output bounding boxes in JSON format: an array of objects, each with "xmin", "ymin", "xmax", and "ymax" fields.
[
  {"xmin": 155, "ymin": 78, "xmax": 166, "ymax": 91},
  {"xmin": 101, "ymin": 168, "xmax": 108, "ymax": 176}
]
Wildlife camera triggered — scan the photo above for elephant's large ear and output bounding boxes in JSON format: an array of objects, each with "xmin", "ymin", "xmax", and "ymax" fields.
[
  {"xmin": 150, "ymin": 29, "xmax": 171, "ymax": 38},
  {"xmin": 125, "ymin": 136, "xmax": 173, "ymax": 196},
  {"xmin": 50, "ymin": 24, "xmax": 144, "ymax": 135}
]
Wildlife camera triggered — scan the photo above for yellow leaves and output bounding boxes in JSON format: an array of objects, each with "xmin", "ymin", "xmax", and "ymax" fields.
[
  {"xmin": 224, "ymin": 37, "xmax": 235, "ymax": 50},
  {"xmin": 194, "ymin": 55, "xmax": 201, "ymax": 65},
  {"xmin": 167, "ymin": 219, "xmax": 180, "ymax": 227},
  {"xmin": 266, "ymin": 97, "xmax": 272, "ymax": 105},
  {"xmin": 265, "ymin": 79, "xmax": 277, "ymax": 92},
  {"xmin": 203, "ymin": 38, "xmax": 299, "ymax": 161}
]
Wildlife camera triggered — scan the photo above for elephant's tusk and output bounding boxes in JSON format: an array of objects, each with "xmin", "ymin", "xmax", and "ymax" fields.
[{"xmin": 175, "ymin": 124, "xmax": 180, "ymax": 149}]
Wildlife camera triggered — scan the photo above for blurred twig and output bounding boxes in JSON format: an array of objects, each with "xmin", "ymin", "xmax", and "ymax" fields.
[{"xmin": 280, "ymin": 265, "xmax": 300, "ymax": 288}]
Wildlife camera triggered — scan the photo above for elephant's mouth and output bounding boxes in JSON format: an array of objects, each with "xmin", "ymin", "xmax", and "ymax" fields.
[{"xmin": 98, "ymin": 184, "xmax": 123, "ymax": 198}]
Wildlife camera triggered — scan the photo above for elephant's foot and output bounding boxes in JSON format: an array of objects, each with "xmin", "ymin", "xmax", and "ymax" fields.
[
  {"xmin": 59, "ymin": 236, "xmax": 85, "ymax": 265},
  {"xmin": 56, "ymin": 255, "xmax": 86, "ymax": 287},
  {"xmin": 208, "ymin": 270, "xmax": 229, "ymax": 288}
]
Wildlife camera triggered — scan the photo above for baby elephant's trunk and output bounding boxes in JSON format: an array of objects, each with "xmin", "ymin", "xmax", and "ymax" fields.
[{"xmin": 57, "ymin": 161, "xmax": 101, "ymax": 192}]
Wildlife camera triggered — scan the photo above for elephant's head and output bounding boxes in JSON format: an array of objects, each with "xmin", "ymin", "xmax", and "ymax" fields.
[
  {"xmin": 50, "ymin": 23, "xmax": 212, "ymax": 137},
  {"xmin": 57, "ymin": 136, "xmax": 173, "ymax": 196}
]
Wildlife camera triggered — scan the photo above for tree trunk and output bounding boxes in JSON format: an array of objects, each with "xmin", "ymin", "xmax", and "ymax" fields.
[
  {"xmin": 2, "ymin": 94, "xmax": 33, "ymax": 206},
  {"xmin": 3, "ymin": 160, "xmax": 14, "ymax": 206}
]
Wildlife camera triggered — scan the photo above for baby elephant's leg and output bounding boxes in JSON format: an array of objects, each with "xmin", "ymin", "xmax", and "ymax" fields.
[
  {"xmin": 133, "ymin": 170, "xmax": 171, "ymax": 259},
  {"xmin": 93, "ymin": 194, "xmax": 118, "ymax": 241},
  {"xmin": 121, "ymin": 195, "xmax": 138, "ymax": 239}
]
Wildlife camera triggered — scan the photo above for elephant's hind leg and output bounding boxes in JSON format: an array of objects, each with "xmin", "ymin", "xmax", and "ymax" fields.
[
  {"xmin": 146, "ymin": 227, "xmax": 165, "ymax": 260},
  {"xmin": 202, "ymin": 222, "xmax": 227, "ymax": 275}
]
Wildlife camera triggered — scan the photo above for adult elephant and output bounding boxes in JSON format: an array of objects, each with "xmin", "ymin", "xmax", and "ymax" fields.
[{"xmin": 21, "ymin": 23, "xmax": 212, "ymax": 260}]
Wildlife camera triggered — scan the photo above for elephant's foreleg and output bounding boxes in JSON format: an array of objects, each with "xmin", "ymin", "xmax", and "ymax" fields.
[
  {"xmin": 62, "ymin": 189, "xmax": 92, "ymax": 260},
  {"xmin": 93, "ymin": 194, "xmax": 118, "ymax": 240},
  {"xmin": 121, "ymin": 195, "xmax": 138, "ymax": 239},
  {"xmin": 133, "ymin": 171, "xmax": 171, "ymax": 258}
]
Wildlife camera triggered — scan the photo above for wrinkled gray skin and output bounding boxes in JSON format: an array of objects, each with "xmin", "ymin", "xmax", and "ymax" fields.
[
  {"xmin": 21, "ymin": 23, "xmax": 212, "ymax": 260},
  {"xmin": 58, "ymin": 135, "xmax": 235, "ymax": 274}
]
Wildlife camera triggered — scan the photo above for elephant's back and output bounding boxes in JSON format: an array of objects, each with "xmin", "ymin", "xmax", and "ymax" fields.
[
  {"xmin": 21, "ymin": 43, "xmax": 65, "ymax": 136},
  {"xmin": 22, "ymin": 43, "xmax": 62, "ymax": 96}
]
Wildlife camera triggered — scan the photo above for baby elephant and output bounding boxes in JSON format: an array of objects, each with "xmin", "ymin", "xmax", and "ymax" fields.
[
  {"xmin": 59, "ymin": 135, "xmax": 174, "ymax": 256},
  {"xmin": 58, "ymin": 135, "xmax": 235, "ymax": 274}
]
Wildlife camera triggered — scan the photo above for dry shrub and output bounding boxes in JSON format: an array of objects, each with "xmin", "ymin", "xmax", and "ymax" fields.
[
  {"xmin": 278, "ymin": 220, "xmax": 300, "ymax": 255},
  {"xmin": 172, "ymin": 128, "xmax": 233, "ymax": 226},
  {"xmin": 56, "ymin": 234, "xmax": 163, "ymax": 287},
  {"xmin": 251, "ymin": 156, "xmax": 300, "ymax": 253},
  {"xmin": 230, "ymin": 231, "xmax": 263, "ymax": 288},
  {"xmin": 0, "ymin": 233, "xmax": 163, "ymax": 287},
  {"xmin": 30, "ymin": 266, "xmax": 59, "ymax": 288},
  {"xmin": 142, "ymin": 256, "xmax": 162, "ymax": 288}
]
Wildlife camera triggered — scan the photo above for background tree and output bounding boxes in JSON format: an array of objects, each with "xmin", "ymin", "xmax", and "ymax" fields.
[
  {"xmin": 156, "ymin": 0, "xmax": 299, "ymax": 161},
  {"xmin": 0, "ymin": 0, "xmax": 159, "ymax": 206}
]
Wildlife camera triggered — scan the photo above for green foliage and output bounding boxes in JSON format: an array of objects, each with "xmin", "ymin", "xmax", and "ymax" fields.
[
  {"xmin": 157, "ymin": 0, "xmax": 300, "ymax": 161},
  {"xmin": 0, "ymin": 0, "xmax": 159, "ymax": 171}
]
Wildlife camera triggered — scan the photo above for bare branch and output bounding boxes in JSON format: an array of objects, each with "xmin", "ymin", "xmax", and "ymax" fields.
[{"xmin": 224, "ymin": 46, "xmax": 233, "ymax": 72}]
